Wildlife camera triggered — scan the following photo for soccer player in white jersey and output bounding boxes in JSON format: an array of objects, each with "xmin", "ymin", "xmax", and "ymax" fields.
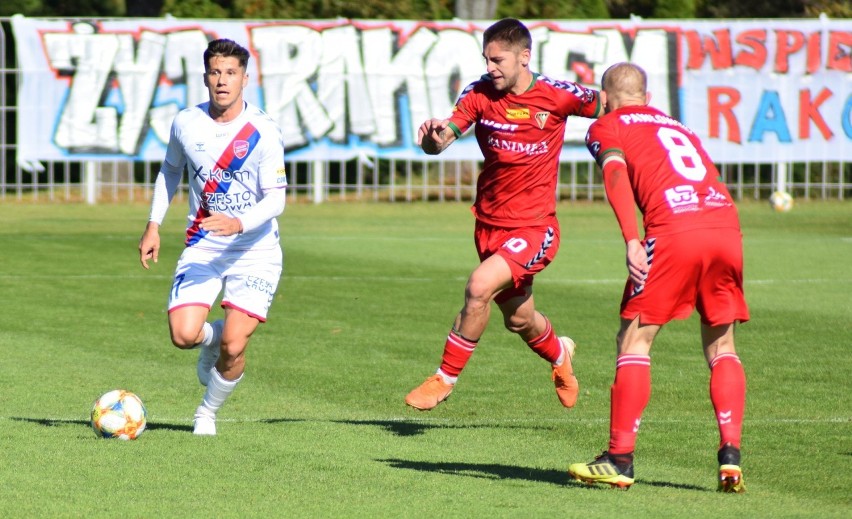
[{"xmin": 138, "ymin": 38, "xmax": 288, "ymax": 436}]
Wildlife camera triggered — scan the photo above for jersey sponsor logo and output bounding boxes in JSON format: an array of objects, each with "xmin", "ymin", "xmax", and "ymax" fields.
[
  {"xmin": 486, "ymin": 135, "xmax": 549, "ymax": 156},
  {"xmin": 535, "ymin": 112, "xmax": 550, "ymax": 129},
  {"xmin": 234, "ymin": 140, "xmax": 249, "ymax": 159},
  {"xmin": 186, "ymin": 122, "xmax": 261, "ymax": 246},
  {"xmin": 204, "ymin": 190, "xmax": 254, "ymax": 212},
  {"xmin": 245, "ymin": 275, "xmax": 276, "ymax": 296},
  {"xmin": 705, "ymin": 186, "xmax": 733, "ymax": 207},
  {"xmin": 194, "ymin": 142, "xmax": 205, "ymax": 152},
  {"xmin": 480, "ymin": 118, "xmax": 519, "ymax": 132},
  {"xmin": 665, "ymin": 185, "xmax": 700, "ymax": 212},
  {"xmin": 276, "ymin": 167, "xmax": 287, "ymax": 185},
  {"xmin": 506, "ymin": 107, "xmax": 530, "ymax": 120}
]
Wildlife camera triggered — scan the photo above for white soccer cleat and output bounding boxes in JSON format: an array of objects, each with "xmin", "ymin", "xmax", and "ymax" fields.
[
  {"xmin": 192, "ymin": 406, "xmax": 216, "ymax": 436},
  {"xmin": 197, "ymin": 320, "xmax": 223, "ymax": 386}
]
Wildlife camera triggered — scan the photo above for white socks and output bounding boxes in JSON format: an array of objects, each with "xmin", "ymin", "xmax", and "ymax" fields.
[
  {"xmin": 198, "ymin": 319, "xmax": 224, "ymax": 348},
  {"xmin": 436, "ymin": 369, "xmax": 458, "ymax": 385},
  {"xmin": 199, "ymin": 368, "xmax": 242, "ymax": 415}
]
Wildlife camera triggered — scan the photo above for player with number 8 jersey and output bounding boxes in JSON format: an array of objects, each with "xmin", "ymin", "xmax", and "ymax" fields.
[
  {"xmin": 569, "ymin": 62, "xmax": 749, "ymax": 492},
  {"xmin": 585, "ymin": 96, "xmax": 740, "ymax": 238}
]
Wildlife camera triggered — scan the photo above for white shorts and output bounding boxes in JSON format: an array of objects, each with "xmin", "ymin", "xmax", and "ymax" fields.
[{"xmin": 168, "ymin": 246, "xmax": 283, "ymax": 322}]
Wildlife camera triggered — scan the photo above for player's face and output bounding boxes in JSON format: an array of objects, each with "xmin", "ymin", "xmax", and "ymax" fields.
[
  {"xmin": 204, "ymin": 55, "xmax": 248, "ymax": 117},
  {"xmin": 483, "ymin": 41, "xmax": 530, "ymax": 95}
]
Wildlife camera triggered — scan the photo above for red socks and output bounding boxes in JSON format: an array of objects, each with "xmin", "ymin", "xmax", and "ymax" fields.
[
  {"xmin": 525, "ymin": 318, "xmax": 563, "ymax": 364},
  {"xmin": 606, "ymin": 352, "xmax": 745, "ymax": 455},
  {"xmin": 438, "ymin": 331, "xmax": 478, "ymax": 378},
  {"xmin": 609, "ymin": 354, "xmax": 651, "ymax": 455},
  {"xmin": 709, "ymin": 353, "xmax": 746, "ymax": 449}
]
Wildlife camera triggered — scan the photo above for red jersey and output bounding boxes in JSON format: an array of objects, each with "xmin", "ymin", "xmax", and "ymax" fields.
[
  {"xmin": 448, "ymin": 74, "xmax": 600, "ymax": 227},
  {"xmin": 586, "ymin": 105, "xmax": 740, "ymax": 238}
]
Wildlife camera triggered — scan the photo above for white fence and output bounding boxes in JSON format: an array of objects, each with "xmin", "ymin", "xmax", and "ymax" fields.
[{"xmin": 1, "ymin": 18, "xmax": 848, "ymax": 204}]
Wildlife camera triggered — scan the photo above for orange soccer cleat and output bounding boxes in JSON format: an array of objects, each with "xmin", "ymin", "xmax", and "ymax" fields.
[
  {"xmin": 552, "ymin": 337, "xmax": 579, "ymax": 408},
  {"xmin": 405, "ymin": 374, "xmax": 454, "ymax": 411}
]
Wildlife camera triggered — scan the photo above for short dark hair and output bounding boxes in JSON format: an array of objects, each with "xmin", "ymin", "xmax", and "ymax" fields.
[
  {"xmin": 203, "ymin": 38, "xmax": 250, "ymax": 71},
  {"xmin": 483, "ymin": 18, "xmax": 532, "ymax": 51}
]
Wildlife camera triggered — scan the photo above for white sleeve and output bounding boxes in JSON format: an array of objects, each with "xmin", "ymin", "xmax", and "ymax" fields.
[
  {"xmin": 238, "ymin": 187, "xmax": 286, "ymax": 233},
  {"xmin": 149, "ymin": 116, "xmax": 187, "ymax": 225},
  {"xmin": 148, "ymin": 169, "xmax": 181, "ymax": 225}
]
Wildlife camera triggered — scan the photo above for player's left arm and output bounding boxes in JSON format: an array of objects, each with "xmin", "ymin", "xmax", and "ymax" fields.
[{"xmin": 569, "ymin": 82, "xmax": 603, "ymax": 119}]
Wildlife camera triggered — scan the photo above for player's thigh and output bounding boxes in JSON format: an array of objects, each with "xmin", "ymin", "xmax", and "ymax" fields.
[
  {"xmin": 695, "ymin": 229, "xmax": 749, "ymax": 326},
  {"xmin": 467, "ymin": 254, "xmax": 514, "ymax": 301},
  {"xmin": 616, "ymin": 317, "xmax": 661, "ymax": 355},
  {"xmin": 478, "ymin": 223, "xmax": 559, "ymax": 304},
  {"xmin": 168, "ymin": 248, "xmax": 224, "ymax": 312},
  {"xmin": 621, "ymin": 234, "xmax": 701, "ymax": 325},
  {"xmin": 221, "ymin": 249, "xmax": 282, "ymax": 322}
]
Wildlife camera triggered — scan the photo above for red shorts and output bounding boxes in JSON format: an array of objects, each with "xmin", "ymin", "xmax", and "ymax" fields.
[
  {"xmin": 474, "ymin": 219, "xmax": 560, "ymax": 304},
  {"xmin": 621, "ymin": 227, "xmax": 749, "ymax": 326}
]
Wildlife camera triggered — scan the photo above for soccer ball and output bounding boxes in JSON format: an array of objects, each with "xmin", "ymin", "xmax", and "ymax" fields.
[
  {"xmin": 90, "ymin": 390, "xmax": 147, "ymax": 440},
  {"xmin": 769, "ymin": 190, "xmax": 794, "ymax": 212}
]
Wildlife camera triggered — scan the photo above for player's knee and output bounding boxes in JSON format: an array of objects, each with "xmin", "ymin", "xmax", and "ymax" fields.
[
  {"xmin": 219, "ymin": 344, "xmax": 246, "ymax": 370},
  {"xmin": 465, "ymin": 274, "xmax": 499, "ymax": 306},
  {"xmin": 503, "ymin": 313, "xmax": 532, "ymax": 335},
  {"xmin": 169, "ymin": 328, "xmax": 200, "ymax": 349}
]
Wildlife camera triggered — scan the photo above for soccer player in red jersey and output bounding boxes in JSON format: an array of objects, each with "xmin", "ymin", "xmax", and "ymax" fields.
[
  {"xmin": 405, "ymin": 18, "xmax": 602, "ymax": 411},
  {"xmin": 567, "ymin": 63, "xmax": 749, "ymax": 492}
]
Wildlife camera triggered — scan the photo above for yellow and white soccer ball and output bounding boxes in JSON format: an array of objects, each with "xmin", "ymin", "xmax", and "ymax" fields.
[
  {"xmin": 90, "ymin": 389, "xmax": 147, "ymax": 440},
  {"xmin": 769, "ymin": 190, "xmax": 794, "ymax": 212}
]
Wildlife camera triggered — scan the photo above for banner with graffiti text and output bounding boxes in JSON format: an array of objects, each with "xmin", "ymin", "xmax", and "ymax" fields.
[{"xmin": 11, "ymin": 16, "xmax": 851, "ymax": 164}]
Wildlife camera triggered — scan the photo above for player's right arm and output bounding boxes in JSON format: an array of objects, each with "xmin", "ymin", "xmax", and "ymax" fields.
[
  {"xmin": 586, "ymin": 122, "xmax": 648, "ymax": 285},
  {"xmin": 139, "ymin": 118, "xmax": 185, "ymax": 269},
  {"xmin": 138, "ymin": 222, "xmax": 160, "ymax": 270},
  {"xmin": 417, "ymin": 118, "xmax": 457, "ymax": 155}
]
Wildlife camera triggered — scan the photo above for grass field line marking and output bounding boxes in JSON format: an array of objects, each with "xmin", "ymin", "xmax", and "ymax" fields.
[
  {"xmin": 4, "ymin": 415, "xmax": 848, "ymax": 425},
  {"xmin": 1, "ymin": 274, "xmax": 849, "ymax": 286}
]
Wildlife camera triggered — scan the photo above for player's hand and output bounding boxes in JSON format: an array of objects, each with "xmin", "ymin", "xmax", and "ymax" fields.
[
  {"xmin": 417, "ymin": 118, "xmax": 450, "ymax": 154},
  {"xmin": 200, "ymin": 212, "xmax": 243, "ymax": 236},
  {"xmin": 625, "ymin": 239, "xmax": 649, "ymax": 286},
  {"xmin": 139, "ymin": 223, "xmax": 160, "ymax": 270}
]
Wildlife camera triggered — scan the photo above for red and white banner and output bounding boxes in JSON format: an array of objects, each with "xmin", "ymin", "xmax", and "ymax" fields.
[{"xmin": 11, "ymin": 16, "xmax": 851, "ymax": 163}]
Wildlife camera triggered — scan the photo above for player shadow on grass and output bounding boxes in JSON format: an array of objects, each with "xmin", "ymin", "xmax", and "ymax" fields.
[
  {"xmin": 379, "ymin": 458, "xmax": 709, "ymax": 491},
  {"xmin": 334, "ymin": 419, "xmax": 559, "ymax": 437},
  {"xmin": 334, "ymin": 419, "xmax": 461, "ymax": 437},
  {"xmin": 11, "ymin": 417, "xmax": 193, "ymax": 433}
]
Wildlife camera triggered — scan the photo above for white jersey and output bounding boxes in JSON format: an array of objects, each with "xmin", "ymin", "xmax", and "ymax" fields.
[{"xmin": 162, "ymin": 101, "xmax": 287, "ymax": 251}]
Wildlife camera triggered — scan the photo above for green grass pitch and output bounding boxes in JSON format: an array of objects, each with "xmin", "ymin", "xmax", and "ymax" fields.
[{"xmin": 0, "ymin": 200, "xmax": 849, "ymax": 517}]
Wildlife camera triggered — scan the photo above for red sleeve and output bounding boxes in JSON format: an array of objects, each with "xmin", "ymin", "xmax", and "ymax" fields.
[
  {"xmin": 447, "ymin": 81, "xmax": 480, "ymax": 135},
  {"xmin": 602, "ymin": 160, "xmax": 640, "ymax": 243}
]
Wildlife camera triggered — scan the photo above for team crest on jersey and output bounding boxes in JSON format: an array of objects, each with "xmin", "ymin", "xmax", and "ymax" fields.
[
  {"xmin": 535, "ymin": 112, "xmax": 550, "ymax": 129},
  {"xmin": 506, "ymin": 106, "xmax": 530, "ymax": 120},
  {"xmin": 233, "ymin": 140, "xmax": 249, "ymax": 159}
]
